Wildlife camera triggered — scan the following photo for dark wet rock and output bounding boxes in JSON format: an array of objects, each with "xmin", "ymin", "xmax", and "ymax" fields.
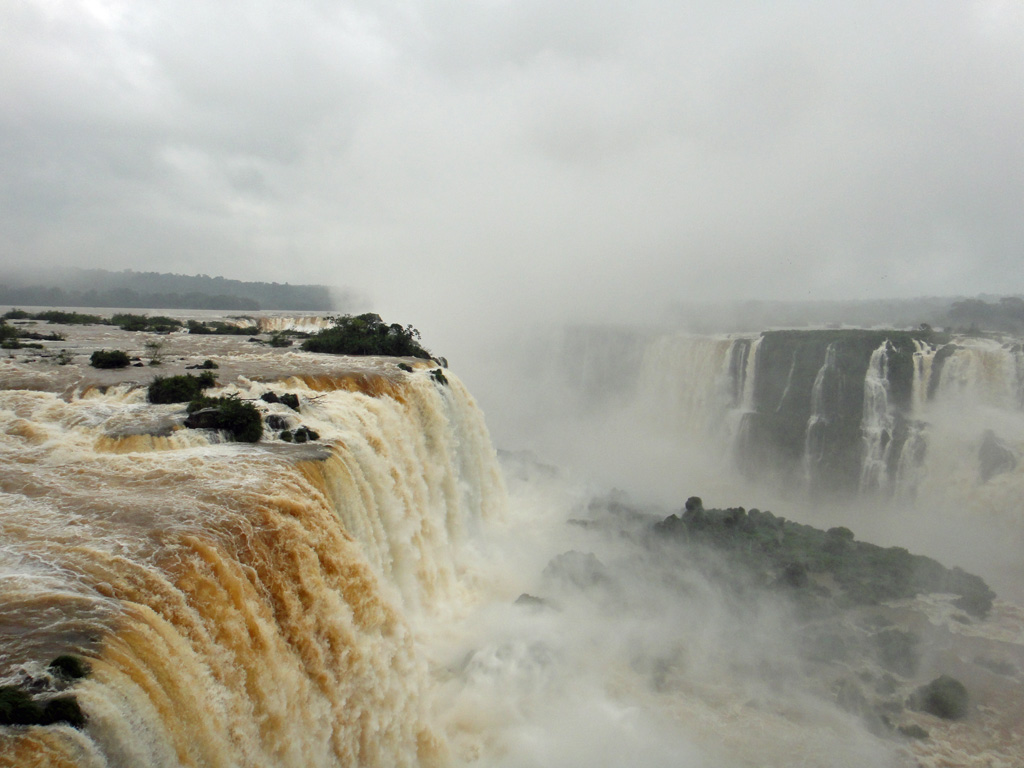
[
  {"xmin": 978, "ymin": 429, "xmax": 1016, "ymax": 482},
  {"xmin": 907, "ymin": 675, "xmax": 969, "ymax": 720},
  {"xmin": 260, "ymin": 391, "xmax": 299, "ymax": 410},
  {"xmin": 0, "ymin": 685, "xmax": 86, "ymax": 729},
  {"xmin": 48, "ymin": 655, "xmax": 90, "ymax": 681},
  {"xmin": 543, "ymin": 551, "xmax": 610, "ymax": 591},
  {"xmin": 514, "ymin": 594, "xmax": 547, "ymax": 607},
  {"xmin": 266, "ymin": 414, "xmax": 292, "ymax": 431}
]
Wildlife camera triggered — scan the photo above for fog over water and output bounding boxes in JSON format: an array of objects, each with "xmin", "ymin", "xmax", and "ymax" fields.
[
  {"xmin": 4, "ymin": 1, "xmax": 1024, "ymax": 330},
  {"xmin": 5, "ymin": 2, "xmax": 1024, "ymax": 766}
]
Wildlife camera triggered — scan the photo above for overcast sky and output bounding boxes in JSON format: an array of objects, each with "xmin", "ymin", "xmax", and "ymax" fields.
[{"xmin": 3, "ymin": 0, "xmax": 1024, "ymax": 337}]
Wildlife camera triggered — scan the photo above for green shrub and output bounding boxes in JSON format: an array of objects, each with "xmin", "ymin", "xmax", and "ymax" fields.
[
  {"xmin": 111, "ymin": 313, "xmax": 183, "ymax": 333},
  {"xmin": 0, "ymin": 320, "xmax": 19, "ymax": 342},
  {"xmin": 148, "ymin": 316, "xmax": 183, "ymax": 333},
  {"xmin": 48, "ymin": 654, "xmax": 91, "ymax": 680},
  {"xmin": 301, "ymin": 313, "xmax": 433, "ymax": 359},
  {"xmin": 34, "ymin": 311, "xmax": 105, "ymax": 325},
  {"xmin": 90, "ymin": 349, "xmax": 131, "ymax": 369},
  {"xmin": 148, "ymin": 373, "xmax": 217, "ymax": 404},
  {"xmin": 908, "ymin": 675, "xmax": 969, "ymax": 720},
  {"xmin": 2, "ymin": 309, "xmax": 30, "ymax": 320},
  {"xmin": 110, "ymin": 313, "xmax": 151, "ymax": 331},
  {"xmin": 185, "ymin": 395, "xmax": 263, "ymax": 442}
]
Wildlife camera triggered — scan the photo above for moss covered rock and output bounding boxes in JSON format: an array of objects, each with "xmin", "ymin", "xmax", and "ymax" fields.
[{"xmin": 908, "ymin": 675, "xmax": 969, "ymax": 720}]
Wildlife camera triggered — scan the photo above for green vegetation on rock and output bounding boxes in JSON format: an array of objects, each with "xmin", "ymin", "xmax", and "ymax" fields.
[
  {"xmin": 89, "ymin": 349, "xmax": 131, "ymax": 369},
  {"xmin": 48, "ymin": 655, "xmax": 91, "ymax": 680},
  {"xmin": 110, "ymin": 313, "xmax": 183, "ymax": 333},
  {"xmin": 908, "ymin": 675, "xmax": 969, "ymax": 719},
  {"xmin": 33, "ymin": 310, "xmax": 106, "ymax": 325},
  {"xmin": 302, "ymin": 313, "xmax": 434, "ymax": 359},
  {"xmin": 184, "ymin": 395, "xmax": 263, "ymax": 442},
  {"xmin": 654, "ymin": 498, "xmax": 995, "ymax": 617},
  {"xmin": 148, "ymin": 372, "xmax": 217, "ymax": 404}
]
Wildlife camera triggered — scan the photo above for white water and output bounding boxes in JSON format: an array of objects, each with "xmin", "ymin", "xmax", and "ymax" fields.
[
  {"xmin": 0, "ymin": 359, "xmax": 503, "ymax": 766},
  {"xmin": 2, "ymin": 318, "xmax": 1023, "ymax": 766},
  {"xmin": 803, "ymin": 342, "xmax": 839, "ymax": 486},
  {"xmin": 860, "ymin": 341, "xmax": 895, "ymax": 493}
]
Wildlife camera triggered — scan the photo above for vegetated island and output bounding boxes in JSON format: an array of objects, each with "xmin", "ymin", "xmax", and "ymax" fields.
[
  {"xmin": 0, "ymin": 268, "xmax": 349, "ymax": 311},
  {"xmin": 544, "ymin": 492, "xmax": 1004, "ymax": 741},
  {"xmin": 653, "ymin": 496, "xmax": 995, "ymax": 618},
  {"xmin": 300, "ymin": 313, "xmax": 437, "ymax": 360},
  {"xmin": 646, "ymin": 496, "xmax": 994, "ymax": 733}
]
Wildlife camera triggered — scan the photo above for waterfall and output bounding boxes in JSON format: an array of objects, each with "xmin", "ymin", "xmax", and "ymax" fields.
[
  {"xmin": 0, "ymin": 370, "xmax": 504, "ymax": 767},
  {"xmin": 859, "ymin": 341, "xmax": 894, "ymax": 493},
  {"xmin": 803, "ymin": 342, "xmax": 839, "ymax": 487},
  {"xmin": 634, "ymin": 334, "xmax": 736, "ymax": 438},
  {"xmin": 256, "ymin": 316, "xmax": 335, "ymax": 334},
  {"xmin": 604, "ymin": 328, "xmax": 1024, "ymax": 507}
]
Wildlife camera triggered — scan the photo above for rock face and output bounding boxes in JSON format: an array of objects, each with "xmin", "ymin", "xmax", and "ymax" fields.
[
  {"xmin": 736, "ymin": 330, "xmax": 924, "ymax": 496},
  {"xmin": 908, "ymin": 675, "xmax": 970, "ymax": 720},
  {"xmin": 978, "ymin": 429, "xmax": 1017, "ymax": 482}
]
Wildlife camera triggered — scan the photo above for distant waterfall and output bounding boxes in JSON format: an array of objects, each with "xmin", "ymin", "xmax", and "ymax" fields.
[
  {"xmin": 859, "ymin": 341, "xmax": 895, "ymax": 493},
  {"xmin": 256, "ymin": 315, "xmax": 335, "ymax": 334},
  {"xmin": 803, "ymin": 342, "xmax": 840, "ymax": 488},
  {"xmin": 614, "ymin": 328, "xmax": 1024, "ymax": 507}
]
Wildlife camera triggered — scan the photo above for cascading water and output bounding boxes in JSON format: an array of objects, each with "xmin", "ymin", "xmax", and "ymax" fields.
[
  {"xmin": 633, "ymin": 334, "xmax": 736, "ymax": 439},
  {"xmin": 609, "ymin": 328, "xmax": 1024, "ymax": 510},
  {"xmin": 3, "ymin": 317, "xmax": 1024, "ymax": 767},
  {"xmin": 256, "ymin": 316, "xmax": 336, "ymax": 334},
  {"xmin": 803, "ymin": 342, "xmax": 840, "ymax": 489},
  {"xmin": 859, "ymin": 341, "xmax": 895, "ymax": 493},
  {"xmin": 0, "ymin": 362, "xmax": 504, "ymax": 767}
]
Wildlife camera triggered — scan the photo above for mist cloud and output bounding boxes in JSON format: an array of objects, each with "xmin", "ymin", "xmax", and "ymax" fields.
[{"xmin": 3, "ymin": 1, "xmax": 1024, "ymax": 344}]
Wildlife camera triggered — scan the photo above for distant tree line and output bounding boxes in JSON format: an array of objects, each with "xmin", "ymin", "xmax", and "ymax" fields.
[
  {"xmin": 942, "ymin": 297, "xmax": 1024, "ymax": 335},
  {"xmin": 0, "ymin": 268, "xmax": 345, "ymax": 311}
]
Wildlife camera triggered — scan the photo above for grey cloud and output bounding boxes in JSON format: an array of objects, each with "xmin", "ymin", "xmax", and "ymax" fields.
[{"xmin": 2, "ymin": 0, "xmax": 1024, "ymax": 335}]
